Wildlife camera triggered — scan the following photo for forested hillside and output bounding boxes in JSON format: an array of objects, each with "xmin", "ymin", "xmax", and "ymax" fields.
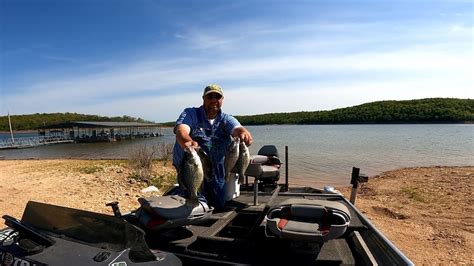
[
  {"xmin": 0, "ymin": 113, "xmax": 154, "ymax": 131},
  {"xmin": 235, "ymin": 98, "xmax": 473, "ymax": 125},
  {"xmin": 1, "ymin": 98, "xmax": 472, "ymax": 131}
]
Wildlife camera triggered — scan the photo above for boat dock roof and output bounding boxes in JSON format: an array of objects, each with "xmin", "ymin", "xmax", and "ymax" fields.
[{"xmin": 37, "ymin": 121, "xmax": 161, "ymax": 129}]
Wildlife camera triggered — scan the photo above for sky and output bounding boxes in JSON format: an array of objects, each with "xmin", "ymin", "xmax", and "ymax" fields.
[{"xmin": 1, "ymin": 0, "xmax": 473, "ymax": 123}]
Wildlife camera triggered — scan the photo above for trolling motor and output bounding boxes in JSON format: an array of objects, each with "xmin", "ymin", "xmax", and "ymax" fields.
[{"xmin": 349, "ymin": 167, "xmax": 368, "ymax": 205}]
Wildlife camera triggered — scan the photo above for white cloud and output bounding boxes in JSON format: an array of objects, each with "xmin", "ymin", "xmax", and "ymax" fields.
[{"xmin": 6, "ymin": 72, "xmax": 470, "ymax": 123}]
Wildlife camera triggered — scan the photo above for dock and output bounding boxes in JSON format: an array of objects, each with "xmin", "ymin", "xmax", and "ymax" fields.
[
  {"xmin": 0, "ymin": 136, "xmax": 74, "ymax": 150},
  {"xmin": 1, "ymin": 121, "xmax": 164, "ymax": 149},
  {"xmin": 38, "ymin": 121, "xmax": 164, "ymax": 143}
]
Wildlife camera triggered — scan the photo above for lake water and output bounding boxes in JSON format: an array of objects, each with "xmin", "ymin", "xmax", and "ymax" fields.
[{"xmin": 1, "ymin": 124, "xmax": 473, "ymax": 187}]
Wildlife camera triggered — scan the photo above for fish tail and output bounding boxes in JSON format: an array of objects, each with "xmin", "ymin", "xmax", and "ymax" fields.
[
  {"xmin": 238, "ymin": 173, "xmax": 245, "ymax": 183},
  {"xmin": 187, "ymin": 196, "xmax": 200, "ymax": 206}
]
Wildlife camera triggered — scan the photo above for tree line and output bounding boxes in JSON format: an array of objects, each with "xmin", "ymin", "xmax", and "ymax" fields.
[
  {"xmin": 0, "ymin": 112, "xmax": 155, "ymax": 131},
  {"xmin": 1, "ymin": 98, "xmax": 472, "ymax": 131},
  {"xmin": 235, "ymin": 98, "xmax": 473, "ymax": 125}
]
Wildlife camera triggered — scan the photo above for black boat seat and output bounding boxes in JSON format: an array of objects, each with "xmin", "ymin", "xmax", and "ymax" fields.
[
  {"xmin": 257, "ymin": 145, "xmax": 279, "ymax": 158},
  {"xmin": 137, "ymin": 195, "xmax": 213, "ymax": 231},
  {"xmin": 265, "ymin": 199, "xmax": 351, "ymax": 242}
]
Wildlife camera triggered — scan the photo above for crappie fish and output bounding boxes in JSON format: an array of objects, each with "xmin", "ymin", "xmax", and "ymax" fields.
[
  {"xmin": 224, "ymin": 137, "xmax": 240, "ymax": 182},
  {"xmin": 197, "ymin": 148, "xmax": 213, "ymax": 182},
  {"xmin": 234, "ymin": 141, "xmax": 250, "ymax": 183},
  {"xmin": 179, "ymin": 146, "xmax": 204, "ymax": 201}
]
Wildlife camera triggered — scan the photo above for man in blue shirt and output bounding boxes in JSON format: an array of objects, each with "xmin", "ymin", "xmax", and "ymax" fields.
[{"xmin": 173, "ymin": 84, "xmax": 253, "ymax": 209}]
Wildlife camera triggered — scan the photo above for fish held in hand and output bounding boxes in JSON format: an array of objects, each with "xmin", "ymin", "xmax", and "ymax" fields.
[
  {"xmin": 179, "ymin": 146, "xmax": 204, "ymax": 201},
  {"xmin": 234, "ymin": 141, "xmax": 250, "ymax": 183},
  {"xmin": 224, "ymin": 137, "xmax": 240, "ymax": 182},
  {"xmin": 197, "ymin": 148, "xmax": 213, "ymax": 182}
]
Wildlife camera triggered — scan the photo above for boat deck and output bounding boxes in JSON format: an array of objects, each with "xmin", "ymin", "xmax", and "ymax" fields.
[
  {"xmin": 142, "ymin": 186, "xmax": 405, "ymax": 265},
  {"xmin": 3, "ymin": 185, "xmax": 412, "ymax": 265}
]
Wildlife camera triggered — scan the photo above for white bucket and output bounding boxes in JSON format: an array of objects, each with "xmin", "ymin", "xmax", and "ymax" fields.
[{"xmin": 224, "ymin": 173, "xmax": 240, "ymax": 201}]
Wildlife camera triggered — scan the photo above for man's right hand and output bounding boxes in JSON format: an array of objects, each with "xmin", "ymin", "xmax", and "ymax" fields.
[
  {"xmin": 176, "ymin": 124, "xmax": 199, "ymax": 149},
  {"xmin": 184, "ymin": 140, "xmax": 199, "ymax": 149}
]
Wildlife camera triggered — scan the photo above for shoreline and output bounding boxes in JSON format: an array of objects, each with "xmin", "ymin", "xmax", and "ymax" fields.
[
  {"xmin": 0, "ymin": 159, "xmax": 472, "ymax": 264},
  {"xmin": 1, "ymin": 122, "xmax": 472, "ymax": 134}
]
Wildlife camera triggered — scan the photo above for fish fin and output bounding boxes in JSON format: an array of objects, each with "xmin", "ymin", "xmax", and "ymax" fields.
[{"xmin": 197, "ymin": 147, "xmax": 208, "ymax": 156}]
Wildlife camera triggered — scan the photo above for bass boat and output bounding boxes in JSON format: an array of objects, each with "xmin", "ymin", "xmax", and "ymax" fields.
[{"xmin": 0, "ymin": 145, "xmax": 413, "ymax": 265}]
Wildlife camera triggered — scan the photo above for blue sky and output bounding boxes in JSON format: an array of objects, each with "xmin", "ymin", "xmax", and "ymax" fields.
[{"xmin": 1, "ymin": 0, "xmax": 472, "ymax": 122}]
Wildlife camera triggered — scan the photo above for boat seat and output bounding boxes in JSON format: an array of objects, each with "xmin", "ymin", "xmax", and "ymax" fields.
[
  {"xmin": 265, "ymin": 199, "xmax": 351, "ymax": 242},
  {"xmin": 248, "ymin": 155, "xmax": 280, "ymax": 178},
  {"xmin": 136, "ymin": 195, "xmax": 213, "ymax": 231},
  {"xmin": 246, "ymin": 146, "xmax": 282, "ymax": 184},
  {"xmin": 258, "ymin": 145, "xmax": 279, "ymax": 158},
  {"xmin": 260, "ymin": 165, "xmax": 280, "ymax": 178}
]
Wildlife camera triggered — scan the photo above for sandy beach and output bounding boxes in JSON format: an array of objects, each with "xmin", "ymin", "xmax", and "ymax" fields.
[{"xmin": 0, "ymin": 159, "xmax": 472, "ymax": 264}]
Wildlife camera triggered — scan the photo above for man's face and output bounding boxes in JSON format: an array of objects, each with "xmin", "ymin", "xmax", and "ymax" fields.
[{"xmin": 203, "ymin": 93, "xmax": 224, "ymax": 114}]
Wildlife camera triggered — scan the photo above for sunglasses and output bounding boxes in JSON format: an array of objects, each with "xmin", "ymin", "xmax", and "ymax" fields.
[{"xmin": 206, "ymin": 93, "xmax": 222, "ymax": 100}]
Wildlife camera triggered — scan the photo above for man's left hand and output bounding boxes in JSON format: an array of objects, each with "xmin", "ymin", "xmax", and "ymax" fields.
[{"xmin": 233, "ymin": 127, "xmax": 253, "ymax": 146}]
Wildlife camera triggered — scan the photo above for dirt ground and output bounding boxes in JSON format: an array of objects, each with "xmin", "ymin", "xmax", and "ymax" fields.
[
  {"xmin": 0, "ymin": 159, "xmax": 472, "ymax": 264},
  {"xmin": 338, "ymin": 166, "xmax": 473, "ymax": 265}
]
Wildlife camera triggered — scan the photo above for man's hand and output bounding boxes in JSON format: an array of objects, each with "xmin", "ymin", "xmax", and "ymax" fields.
[
  {"xmin": 176, "ymin": 124, "xmax": 199, "ymax": 149},
  {"xmin": 184, "ymin": 140, "xmax": 199, "ymax": 149},
  {"xmin": 232, "ymin": 126, "xmax": 253, "ymax": 146}
]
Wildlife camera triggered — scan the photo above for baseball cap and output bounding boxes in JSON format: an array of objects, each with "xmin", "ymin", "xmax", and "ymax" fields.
[{"xmin": 203, "ymin": 84, "xmax": 224, "ymax": 97}]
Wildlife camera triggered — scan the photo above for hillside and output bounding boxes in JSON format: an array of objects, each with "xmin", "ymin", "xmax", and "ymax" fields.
[
  {"xmin": 1, "ymin": 98, "xmax": 472, "ymax": 131},
  {"xmin": 236, "ymin": 98, "xmax": 473, "ymax": 125}
]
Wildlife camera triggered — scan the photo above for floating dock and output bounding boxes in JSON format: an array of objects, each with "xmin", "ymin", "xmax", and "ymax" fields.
[
  {"xmin": 1, "ymin": 121, "xmax": 164, "ymax": 149},
  {"xmin": 0, "ymin": 136, "xmax": 74, "ymax": 149}
]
